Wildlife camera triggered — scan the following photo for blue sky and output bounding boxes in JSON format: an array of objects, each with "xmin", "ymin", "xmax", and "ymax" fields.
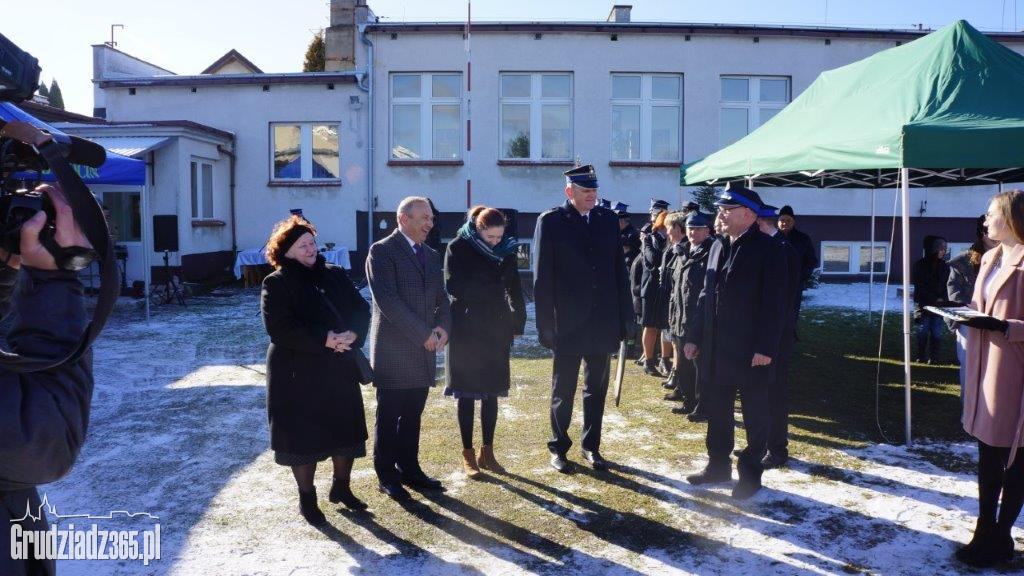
[{"xmin": 5, "ymin": 0, "xmax": 1022, "ymax": 114}]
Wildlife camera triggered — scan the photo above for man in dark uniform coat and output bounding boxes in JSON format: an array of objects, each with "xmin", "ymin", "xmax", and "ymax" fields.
[
  {"xmin": 534, "ymin": 164, "xmax": 634, "ymax": 473},
  {"xmin": 757, "ymin": 205, "xmax": 803, "ymax": 469},
  {"xmin": 683, "ymin": 185, "xmax": 787, "ymax": 499},
  {"xmin": 616, "ymin": 202, "xmax": 641, "ymax": 266},
  {"xmin": 667, "ymin": 211, "xmax": 714, "ymax": 418},
  {"xmin": 778, "ymin": 205, "xmax": 818, "ymax": 294}
]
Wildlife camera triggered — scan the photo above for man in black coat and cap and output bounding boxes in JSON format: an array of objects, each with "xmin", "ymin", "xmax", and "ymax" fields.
[
  {"xmin": 777, "ymin": 205, "xmax": 818, "ymax": 295},
  {"xmin": 757, "ymin": 204, "xmax": 803, "ymax": 469},
  {"xmin": 616, "ymin": 202, "xmax": 641, "ymax": 266},
  {"xmin": 533, "ymin": 164, "xmax": 635, "ymax": 473},
  {"xmin": 683, "ymin": 184, "xmax": 787, "ymax": 499}
]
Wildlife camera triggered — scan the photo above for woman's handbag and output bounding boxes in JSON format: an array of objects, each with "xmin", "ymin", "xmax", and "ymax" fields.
[{"xmin": 316, "ymin": 282, "xmax": 374, "ymax": 385}]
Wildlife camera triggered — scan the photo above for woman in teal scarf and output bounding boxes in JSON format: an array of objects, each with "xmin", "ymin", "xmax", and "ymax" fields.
[{"xmin": 443, "ymin": 206, "xmax": 526, "ymax": 478}]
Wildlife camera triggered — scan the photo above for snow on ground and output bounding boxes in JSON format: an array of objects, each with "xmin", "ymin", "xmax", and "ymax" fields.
[
  {"xmin": 803, "ymin": 282, "xmax": 906, "ymax": 313},
  {"xmin": 40, "ymin": 289, "xmax": 1015, "ymax": 575}
]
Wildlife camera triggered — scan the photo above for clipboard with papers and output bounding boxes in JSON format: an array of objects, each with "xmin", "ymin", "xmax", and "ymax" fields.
[{"xmin": 923, "ymin": 305, "xmax": 992, "ymax": 323}]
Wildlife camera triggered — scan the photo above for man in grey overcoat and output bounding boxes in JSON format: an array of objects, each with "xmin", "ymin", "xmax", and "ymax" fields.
[{"xmin": 366, "ymin": 196, "xmax": 452, "ymax": 501}]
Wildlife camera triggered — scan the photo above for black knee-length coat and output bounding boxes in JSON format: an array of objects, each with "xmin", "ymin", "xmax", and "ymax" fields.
[
  {"xmin": 261, "ymin": 256, "xmax": 370, "ymax": 458},
  {"xmin": 444, "ymin": 236, "xmax": 527, "ymax": 395}
]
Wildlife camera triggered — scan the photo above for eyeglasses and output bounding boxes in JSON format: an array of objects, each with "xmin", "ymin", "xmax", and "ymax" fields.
[{"xmin": 717, "ymin": 206, "xmax": 739, "ymax": 215}]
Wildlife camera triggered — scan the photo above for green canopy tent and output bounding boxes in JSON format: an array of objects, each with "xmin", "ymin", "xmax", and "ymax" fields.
[{"xmin": 681, "ymin": 20, "xmax": 1024, "ymax": 446}]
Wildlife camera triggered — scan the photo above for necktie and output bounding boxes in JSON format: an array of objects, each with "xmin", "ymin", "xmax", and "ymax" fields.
[{"xmin": 414, "ymin": 243, "xmax": 426, "ymax": 268}]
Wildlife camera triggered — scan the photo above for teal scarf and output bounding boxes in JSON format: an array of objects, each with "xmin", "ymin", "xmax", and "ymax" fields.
[{"xmin": 456, "ymin": 220, "xmax": 519, "ymax": 264}]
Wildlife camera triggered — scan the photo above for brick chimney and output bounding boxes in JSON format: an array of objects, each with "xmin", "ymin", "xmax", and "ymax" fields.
[
  {"xmin": 325, "ymin": 0, "xmax": 372, "ymax": 71},
  {"xmin": 607, "ymin": 5, "xmax": 632, "ymax": 23}
]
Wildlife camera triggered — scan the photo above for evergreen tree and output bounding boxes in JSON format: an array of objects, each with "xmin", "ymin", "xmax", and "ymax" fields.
[
  {"xmin": 691, "ymin": 184, "xmax": 719, "ymax": 214},
  {"xmin": 37, "ymin": 83, "xmax": 49, "ymax": 99},
  {"xmin": 48, "ymin": 80, "xmax": 65, "ymax": 109},
  {"xmin": 303, "ymin": 31, "xmax": 326, "ymax": 72}
]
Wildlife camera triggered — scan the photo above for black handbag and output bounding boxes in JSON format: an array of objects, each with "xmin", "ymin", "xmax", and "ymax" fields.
[{"xmin": 315, "ymin": 281, "xmax": 374, "ymax": 385}]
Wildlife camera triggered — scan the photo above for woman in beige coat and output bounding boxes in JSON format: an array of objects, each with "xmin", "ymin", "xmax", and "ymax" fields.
[{"xmin": 958, "ymin": 189, "xmax": 1024, "ymax": 568}]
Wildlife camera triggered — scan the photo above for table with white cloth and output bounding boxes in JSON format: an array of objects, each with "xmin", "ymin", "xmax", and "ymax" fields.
[{"xmin": 234, "ymin": 248, "xmax": 350, "ymax": 286}]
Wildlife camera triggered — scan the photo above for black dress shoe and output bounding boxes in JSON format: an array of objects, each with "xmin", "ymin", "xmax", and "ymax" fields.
[
  {"xmin": 401, "ymin": 472, "xmax": 444, "ymax": 491},
  {"xmin": 550, "ymin": 453, "xmax": 574, "ymax": 474},
  {"xmin": 664, "ymin": 389, "xmax": 684, "ymax": 401},
  {"xmin": 671, "ymin": 401, "xmax": 696, "ymax": 415},
  {"xmin": 686, "ymin": 467, "xmax": 731, "ymax": 485},
  {"xmin": 298, "ymin": 488, "xmax": 327, "ymax": 525},
  {"xmin": 581, "ymin": 449, "xmax": 608, "ymax": 471},
  {"xmin": 643, "ymin": 360, "xmax": 665, "ymax": 378},
  {"xmin": 329, "ymin": 478, "xmax": 368, "ymax": 510},
  {"xmin": 662, "ymin": 379, "xmax": 676, "ymax": 389},
  {"xmin": 378, "ymin": 482, "xmax": 412, "ymax": 502},
  {"xmin": 686, "ymin": 410, "xmax": 708, "ymax": 423},
  {"xmin": 761, "ymin": 453, "xmax": 789, "ymax": 470},
  {"xmin": 731, "ymin": 478, "xmax": 762, "ymax": 500}
]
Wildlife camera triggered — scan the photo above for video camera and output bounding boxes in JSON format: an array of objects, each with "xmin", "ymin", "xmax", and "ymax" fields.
[
  {"xmin": 0, "ymin": 31, "xmax": 117, "ymax": 372},
  {"xmin": 0, "ymin": 31, "xmax": 107, "ymax": 266}
]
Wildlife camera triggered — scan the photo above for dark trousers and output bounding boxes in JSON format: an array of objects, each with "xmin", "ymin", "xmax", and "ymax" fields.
[
  {"xmin": 672, "ymin": 336, "xmax": 698, "ymax": 403},
  {"xmin": 549, "ymin": 353, "xmax": 610, "ymax": 455},
  {"xmin": 374, "ymin": 387, "xmax": 430, "ymax": 485},
  {"xmin": 766, "ymin": 333, "xmax": 794, "ymax": 457},
  {"xmin": 705, "ymin": 372, "xmax": 771, "ymax": 483},
  {"xmin": 977, "ymin": 440, "xmax": 1024, "ymax": 530}
]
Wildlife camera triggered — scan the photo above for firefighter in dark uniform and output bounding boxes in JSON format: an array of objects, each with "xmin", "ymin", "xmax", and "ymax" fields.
[
  {"xmin": 683, "ymin": 185, "xmax": 787, "ymax": 500},
  {"xmin": 757, "ymin": 204, "xmax": 803, "ymax": 469},
  {"xmin": 533, "ymin": 164, "xmax": 635, "ymax": 474},
  {"xmin": 667, "ymin": 211, "xmax": 714, "ymax": 419},
  {"xmin": 616, "ymin": 202, "xmax": 641, "ymax": 266}
]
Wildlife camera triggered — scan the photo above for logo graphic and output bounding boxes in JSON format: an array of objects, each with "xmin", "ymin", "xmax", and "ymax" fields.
[{"xmin": 9, "ymin": 494, "xmax": 161, "ymax": 566}]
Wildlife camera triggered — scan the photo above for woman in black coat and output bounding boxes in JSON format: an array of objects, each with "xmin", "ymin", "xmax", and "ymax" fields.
[
  {"xmin": 444, "ymin": 206, "xmax": 526, "ymax": 478},
  {"xmin": 261, "ymin": 215, "xmax": 371, "ymax": 525},
  {"xmin": 639, "ymin": 211, "xmax": 672, "ymax": 376}
]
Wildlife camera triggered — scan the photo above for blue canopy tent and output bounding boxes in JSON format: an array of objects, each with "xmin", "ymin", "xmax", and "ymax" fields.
[{"xmin": 1, "ymin": 102, "xmax": 146, "ymax": 186}]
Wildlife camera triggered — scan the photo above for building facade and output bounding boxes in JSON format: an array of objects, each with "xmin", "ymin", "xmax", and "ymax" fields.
[{"xmin": 89, "ymin": 1, "xmax": 1024, "ymax": 281}]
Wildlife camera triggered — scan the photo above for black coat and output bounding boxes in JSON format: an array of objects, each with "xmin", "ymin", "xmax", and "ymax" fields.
[
  {"xmin": 692, "ymin": 225, "xmax": 788, "ymax": 387},
  {"xmin": 0, "ymin": 267, "xmax": 92, "ymax": 576},
  {"xmin": 774, "ymin": 232, "xmax": 803, "ymax": 334},
  {"xmin": 638, "ymin": 231, "xmax": 669, "ymax": 327},
  {"xmin": 630, "ymin": 253, "xmax": 644, "ymax": 318},
  {"xmin": 657, "ymin": 242, "xmax": 679, "ymax": 326},
  {"xmin": 261, "ymin": 256, "xmax": 370, "ymax": 457},
  {"xmin": 621, "ymin": 224, "xmax": 642, "ymax": 265},
  {"xmin": 913, "ymin": 255, "xmax": 952, "ymax": 317},
  {"xmin": 669, "ymin": 237, "xmax": 713, "ymax": 339},
  {"xmin": 783, "ymin": 227, "xmax": 818, "ymax": 290},
  {"xmin": 444, "ymin": 236, "xmax": 527, "ymax": 395},
  {"xmin": 534, "ymin": 201, "xmax": 633, "ymax": 354}
]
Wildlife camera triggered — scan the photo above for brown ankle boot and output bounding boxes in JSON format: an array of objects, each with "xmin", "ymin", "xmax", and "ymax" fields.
[
  {"xmin": 478, "ymin": 445, "xmax": 506, "ymax": 474},
  {"xmin": 462, "ymin": 448, "xmax": 481, "ymax": 478}
]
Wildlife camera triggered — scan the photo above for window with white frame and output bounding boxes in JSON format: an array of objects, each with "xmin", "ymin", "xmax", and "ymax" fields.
[
  {"xmin": 389, "ymin": 73, "xmax": 462, "ymax": 160},
  {"xmin": 500, "ymin": 73, "xmax": 573, "ymax": 161},
  {"xmin": 821, "ymin": 241, "xmax": 890, "ymax": 274},
  {"xmin": 270, "ymin": 122, "xmax": 341, "ymax": 180},
  {"xmin": 719, "ymin": 76, "xmax": 790, "ymax": 147},
  {"xmin": 190, "ymin": 159, "xmax": 214, "ymax": 219},
  {"xmin": 516, "ymin": 240, "xmax": 533, "ymax": 271},
  {"xmin": 610, "ymin": 74, "xmax": 682, "ymax": 162}
]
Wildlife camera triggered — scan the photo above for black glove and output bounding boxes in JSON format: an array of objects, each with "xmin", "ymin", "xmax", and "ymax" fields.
[
  {"xmin": 963, "ymin": 315, "xmax": 1009, "ymax": 333},
  {"xmin": 539, "ymin": 328, "xmax": 556, "ymax": 350}
]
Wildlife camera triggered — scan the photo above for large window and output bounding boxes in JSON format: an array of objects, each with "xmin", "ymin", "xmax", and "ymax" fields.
[
  {"xmin": 610, "ymin": 74, "xmax": 682, "ymax": 162},
  {"xmin": 190, "ymin": 159, "xmax": 214, "ymax": 219},
  {"xmin": 270, "ymin": 123, "xmax": 340, "ymax": 181},
  {"xmin": 389, "ymin": 73, "xmax": 462, "ymax": 160},
  {"xmin": 821, "ymin": 241, "xmax": 890, "ymax": 275},
  {"xmin": 719, "ymin": 76, "xmax": 790, "ymax": 147},
  {"xmin": 500, "ymin": 73, "xmax": 573, "ymax": 161}
]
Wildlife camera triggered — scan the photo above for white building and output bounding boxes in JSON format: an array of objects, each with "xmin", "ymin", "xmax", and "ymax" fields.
[{"xmin": 86, "ymin": 1, "xmax": 1024, "ymax": 282}]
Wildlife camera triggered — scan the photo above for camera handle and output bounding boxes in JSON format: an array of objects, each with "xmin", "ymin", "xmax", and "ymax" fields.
[{"xmin": 0, "ymin": 141, "xmax": 117, "ymax": 372}]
